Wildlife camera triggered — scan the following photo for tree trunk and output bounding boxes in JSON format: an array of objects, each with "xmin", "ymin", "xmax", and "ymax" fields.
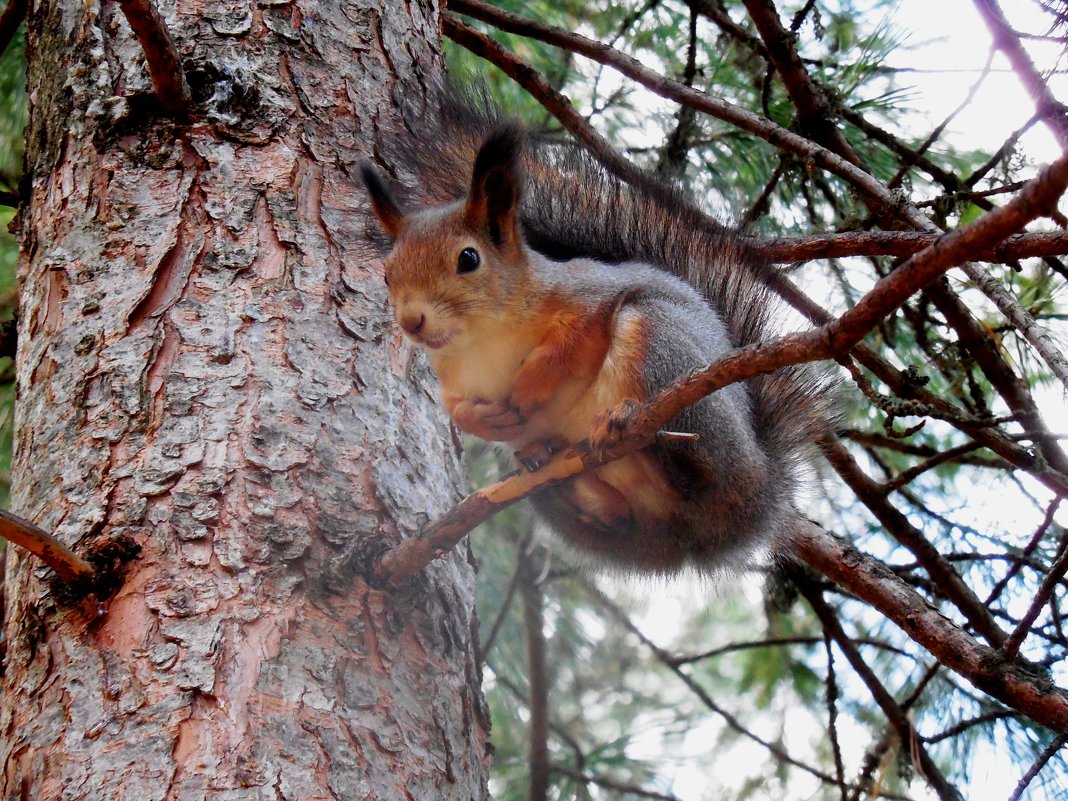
[{"xmin": 0, "ymin": 1, "xmax": 491, "ymax": 798}]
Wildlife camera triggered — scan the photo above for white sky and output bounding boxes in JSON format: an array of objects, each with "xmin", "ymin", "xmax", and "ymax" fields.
[{"xmin": 889, "ymin": 0, "xmax": 1067, "ymax": 163}]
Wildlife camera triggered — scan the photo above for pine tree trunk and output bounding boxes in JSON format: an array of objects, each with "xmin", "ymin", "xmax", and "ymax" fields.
[{"xmin": 0, "ymin": 1, "xmax": 491, "ymax": 797}]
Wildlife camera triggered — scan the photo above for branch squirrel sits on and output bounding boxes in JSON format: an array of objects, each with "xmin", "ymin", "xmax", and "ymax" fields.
[{"xmin": 359, "ymin": 106, "xmax": 827, "ymax": 575}]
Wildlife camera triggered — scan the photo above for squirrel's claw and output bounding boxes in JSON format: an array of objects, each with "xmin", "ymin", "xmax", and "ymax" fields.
[
  {"xmin": 514, "ymin": 438, "xmax": 562, "ymax": 472},
  {"xmin": 588, "ymin": 398, "xmax": 641, "ymax": 460}
]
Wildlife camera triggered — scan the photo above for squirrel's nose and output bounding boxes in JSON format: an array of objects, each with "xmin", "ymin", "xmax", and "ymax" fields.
[{"xmin": 399, "ymin": 312, "xmax": 426, "ymax": 335}]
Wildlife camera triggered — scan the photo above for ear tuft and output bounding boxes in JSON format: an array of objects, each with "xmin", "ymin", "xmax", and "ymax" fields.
[
  {"xmin": 465, "ymin": 124, "xmax": 526, "ymax": 247},
  {"xmin": 358, "ymin": 160, "xmax": 406, "ymax": 240}
]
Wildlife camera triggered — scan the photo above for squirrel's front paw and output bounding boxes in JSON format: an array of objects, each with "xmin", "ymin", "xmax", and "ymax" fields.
[
  {"xmin": 588, "ymin": 399, "xmax": 641, "ymax": 459},
  {"xmin": 450, "ymin": 397, "xmax": 526, "ymax": 441},
  {"xmin": 514, "ymin": 438, "xmax": 564, "ymax": 472}
]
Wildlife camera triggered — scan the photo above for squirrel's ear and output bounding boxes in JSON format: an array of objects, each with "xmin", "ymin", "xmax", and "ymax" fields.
[
  {"xmin": 359, "ymin": 160, "xmax": 405, "ymax": 240},
  {"xmin": 465, "ymin": 125, "xmax": 524, "ymax": 248}
]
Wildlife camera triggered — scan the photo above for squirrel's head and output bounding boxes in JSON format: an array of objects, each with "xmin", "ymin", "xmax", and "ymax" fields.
[{"xmin": 359, "ymin": 125, "xmax": 533, "ymax": 352}]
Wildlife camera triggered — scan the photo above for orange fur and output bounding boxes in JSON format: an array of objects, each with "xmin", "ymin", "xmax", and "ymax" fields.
[{"xmin": 508, "ymin": 291, "xmax": 616, "ymax": 416}]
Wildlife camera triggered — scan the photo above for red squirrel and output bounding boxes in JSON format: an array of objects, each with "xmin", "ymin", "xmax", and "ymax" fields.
[{"xmin": 359, "ymin": 118, "xmax": 825, "ymax": 574}]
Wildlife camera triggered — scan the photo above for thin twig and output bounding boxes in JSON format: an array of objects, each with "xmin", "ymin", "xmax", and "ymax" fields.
[
  {"xmin": 985, "ymin": 497, "xmax": 1063, "ymax": 606},
  {"xmin": 888, "ymin": 48, "xmax": 995, "ymax": 190},
  {"xmin": 481, "ymin": 558, "xmax": 524, "ymax": 656},
  {"xmin": 798, "ymin": 577, "xmax": 962, "ymax": 801},
  {"xmin": 792, "ymin": 520, "xmax": 1068, "ymax": 733},
  {"xmin": 1001, "ymin": 527, "xmax": 1068, "ymax": 659},
  {"xmin": 922, "ymin": 710, "xmax": 1018, "ymax": 743},
  {"xmin": 881, "ymin": 440, "xmax": 991, "ymax": 493},
  {"xmin": 824, "ymin": 433, "xmax": 1009, "ymax": 647},
  {"xmin": 823, "ymin": 633, "xmax": 848, "ymax": 801},
  {"xmin": 583, "ymin": 581, "xmax": 880, "ymax": 793},
  {"xmin": 671, "ymin": 635, "xmax": 913, "ymax": 665},
  {"xmin": 1007, "ymin": 730, "xmax": 1068, "ymax": 801},
  {"xmin": 965, "ymin": 114, "xmax": 1041, "ymax": 189},
  {"xmin": 551, "ymin": 766, "xmax": 679, "ymax": 801}
]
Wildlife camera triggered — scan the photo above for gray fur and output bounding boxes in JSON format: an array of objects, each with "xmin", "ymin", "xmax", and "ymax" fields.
[{"xmin": 373, "ymin": 92, "xmax": 829, "ymax": 574}]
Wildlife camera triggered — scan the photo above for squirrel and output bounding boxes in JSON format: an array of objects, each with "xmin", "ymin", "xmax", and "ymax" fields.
[{"xmin": 358, "ymin": 103, "xmax": 826, "ymax": 575}]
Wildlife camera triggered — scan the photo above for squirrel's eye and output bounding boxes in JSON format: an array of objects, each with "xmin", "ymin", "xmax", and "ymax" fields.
[
  {"xmin": 383, "ymin": 273, "xmax": 390, "ymax": 288},
  {"xmin": 457, "ymin": 247, "xmax": 481, "ymax": 274}
]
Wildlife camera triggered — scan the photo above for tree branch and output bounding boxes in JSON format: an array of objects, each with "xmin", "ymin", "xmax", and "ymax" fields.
[
  {"xmin": 442, "ymin": 15, "xmax": 651, "ymax": 188},
  {"xmin": 757, "ymin": 231, "xmax": 1068, "ymax": 263},
  {"xmin": 0, "ymin": 509, "xmax": 94, "ymax": 586},
  {"xmin": 116, "ymin": 0, "xmax": 192, "ymax": 118},
  {"xmin": 796, "ymin": 576, "xmax": 962, "ymax": 801},
  {"xmin": 1007, "ymin": 729, "xmax": 1068, "ymax": 801},
  {"xmin": 1002, "ymin": 526, "xmax": 1068, "ymax": 659},
  {"xmin": 973, "ymin": 0, "xmax": 1068, "ymax": 147},
  {"xmin": 741, "ymin": 0, "xmax": 867, "ymax": 168},
  {"xmin": 822, "ymin": 433, "xmax": 1009, "ymax": 647},
  {"xmin": 792, "ymin": 519, "xmax": 1068, "ymax": 733}
]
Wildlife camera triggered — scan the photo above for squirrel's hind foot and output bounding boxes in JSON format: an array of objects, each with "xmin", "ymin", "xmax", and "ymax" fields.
[
  {"xmin": 514, "ymin": 438, "xmax": 565, "ymax": 472},
  {"xmin": 588, "ymin": 398, "xmax": 641, "ymax": 460}
]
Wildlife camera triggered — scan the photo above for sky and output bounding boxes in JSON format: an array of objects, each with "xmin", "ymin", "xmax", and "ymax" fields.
[{"xmin": 890, "ymin": 0, "xmax": 1067, "ymax": 164}]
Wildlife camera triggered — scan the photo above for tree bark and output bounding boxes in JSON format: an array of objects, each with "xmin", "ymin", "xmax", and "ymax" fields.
[{"xmin": 0, "ymin": 1, "xmax": 491, "ymax": 798}]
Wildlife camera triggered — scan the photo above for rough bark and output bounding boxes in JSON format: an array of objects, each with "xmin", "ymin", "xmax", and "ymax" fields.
[{"xmin": 0, "ymin": 1, "xmax": 491, "ymax": 799}]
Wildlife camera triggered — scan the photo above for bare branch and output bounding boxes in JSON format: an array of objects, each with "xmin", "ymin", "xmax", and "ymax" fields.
[
  {"xmin": 822, "ymin": 633, "xmax": 849, "ymax": 801},
  {"xmin": 442, "ymin": 15, "xmax": 649, "ymax": 187},
  {"xmin": 797, "ymin": 576, "xmax": 962, "ymax": 801},
  {"xmin": 1007, "ymin": 730, "xmax": 1068, "ymax": 801},
  {"xmin": 671, "ymin": 635, "xmax": 914, "ymax": 666},
  {"xmin": 742, "ymin": 0, "xmax": 867, "ymax": 168},
  {"xmin": 823, "ymin": 433, "xmax": 1009, "ymax": 646},
  {"xmin": 551, "ymin": 766, "xmax": 680, "ymax": 801},
  {"xmin": 794, "ymin": 519, "xmax": 1068, "ymax": 732},
  {"xmin": 1002, "ymin": 527, "xmax": 1068, "ymax": 659},
  {"xmin": 0, "ymin": 508, "xmax": 94, "ymax": 586},
  {"xmin": 448, "ymin": 0, "xmax": 903, "ymax": 218},
  {"xmin": 973, "ymin": 0, "xmax": 1068, "ymax": 147},
  {"xmin": 922, "ymin": 710, "xmax": 1019, "ymax": 743},
  {"xmin": 986, "ymin": 498, "xmax": 1063, "ymax": 605},
  {"xmin": 757, "ymin": 231, "xmax": 1068, "ymax": 263},
  {"xmin": 116, "ymin": 0, "xmax": 192, "ymax": 118},
  {"xmin": 583, "ymin": 581, "xmax": 884, "ymax": 793}
]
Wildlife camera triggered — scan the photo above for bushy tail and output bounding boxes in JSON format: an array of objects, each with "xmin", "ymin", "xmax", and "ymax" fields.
[{"xmin": 375, "ymin": 88, "xmax": 830, "ymax": 493}]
